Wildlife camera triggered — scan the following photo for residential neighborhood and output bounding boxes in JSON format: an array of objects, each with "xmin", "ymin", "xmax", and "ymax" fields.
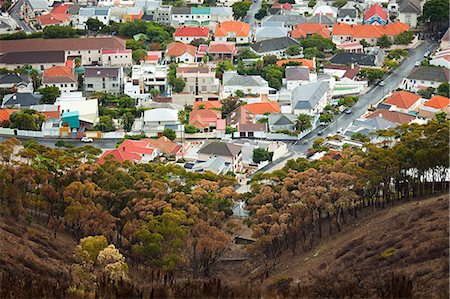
[{"xmin": 0, "ymin": 0, "xmax": 448, "ymax": 180}]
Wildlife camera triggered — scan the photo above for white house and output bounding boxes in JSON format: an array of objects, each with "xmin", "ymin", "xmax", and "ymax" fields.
[
  {"xmin": 291, "ymin": 79, "xmax": 333, "ymax": 119},
  {"xmin": 77, "ymin": 7, "xmax": 111, "ymax": 29},
  {"xmin": 401, "ymin": 66, "xmax": 449, "ymax": 92},
  {"xmin": 398, "ymin": 0, "xmax": 421, "ymax": 28},
  {"xmin": 221, "ymin": 71, "xmax": 274, "ymax": 99},
  {"xmin": 143, "ymin": 108, "xmax": 183, "ymax": 136},
  {"xmin": 124, "ymin": 64, "xmax": 168, "ymax": 99},
  {"xmin": 101, "ymin": 49, "xmax": 133, "ymax": 66},
  {"xmin": 429, "ymin": 48, "xmax": 450, "ymax": 69},
  {"xmin": 55, "ymin": 92, "xmax": 99, "ymax": 126},
  {"xmin": 284, "ymin": 66, "xmax": 317, "ymax": 91}
]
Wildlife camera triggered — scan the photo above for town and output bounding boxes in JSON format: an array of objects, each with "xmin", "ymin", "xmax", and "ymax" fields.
[{"xmin": 0, "ymin": 0, "xmax": 449, "ymax": 297}]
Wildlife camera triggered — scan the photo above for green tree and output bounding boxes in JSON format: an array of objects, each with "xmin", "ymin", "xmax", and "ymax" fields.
[
  {"xmin": 332, "ymin": 0, "xmax": 347, "ymax": 8},
  {"xmin": 437, "ymin": 83, "xmax": 449, "ymax": 97},
  {"xmin": 435, "ymin": 112, "xmax": 447, "ymax": 124},
  {"xmin": 86, "ymin": 18, "xmax": 103, "ymax": 32},
  {"xmin": 126, "ymin": 39, "xmax": 145, "ymax": 50},
  {"xmin": 118, "ymin": 19, "xmax": 148, "ymax": 37},
  {"xmin": 185, "ymin": 124, "xmax": 199, "ymax": 134},
  {"xmin": 301, "ymin": 34, "xmax": 335, "ymax": 52},
  {"xmin": 38, "ymin": 86, "xmax": 60, "ymax": 104},
  {"xmin": 295, "ymin": 113, "xmax": 313, "ymax": 132},
  {"xmin": 225, "ymin": 126, "xmax": 238, "ymax": 134},
  {"xmin": 394, "ymin": 31, "xmax": 414, "ymax": 45},
  {"xmin": 377, "ymin": 35, "xmax": 392, "ymax": 48},
  {"xmin": 232, "ymin": 0, "xmax": 252, "ymax": 19},
  {"xmin": 360, "ymin": 39, "xmax": 369, "ymax": 48},
  {"xmin": 172, "ymin": 77, "xmax": 186, "ymax": 93},
  {"xmin": 308, "ymin": 0, "xmax": 316, "ymax": 7},
  {"xmin": 351, "ymin": 132, "xmax": 370, "ymax": 143},
  {"xmin": 132, "ymin": 49, "xmax": 147, "ymax": 62},
  {"xmin": 163, "ymin": 128, "xmax": 176, "ymax": 140},
  {"xmin": 253, "ymin": 147, "xmax": 273, "ymax": 163},
  {"xmin": 286, "ymin": 45, "xmax": 302, "ymax": 56},
  {"xmin": 216, "ymin": 60, "xmax": 235, "ymax": 80},
  {"xmin": 9, "ymin": 109, "xmax": 45, "ymax": 131},
  {"xmin": 150, "ymin": 88, "xmax": 160, "ymax": 98},
  {"xmin": 358, "ymin": 68, "xmax": 385, "ymax": 84},
  {"xmin": 96, "ymin": 115, "xmax": 115, "ymax": 132},
  {"xmin": 43, "ymin": 25, "xmax": 77, "ymax": 38},
  {"xmin": 419, "ymin": 0, "xmax": 449, "ymax": 31},
  {"xmin": 220, "ymin": 97, "xmax": 244, "ymax": 117},
  {"xmin": 319, "ymin": 113, "xmax": 333, "ymax": 123}
]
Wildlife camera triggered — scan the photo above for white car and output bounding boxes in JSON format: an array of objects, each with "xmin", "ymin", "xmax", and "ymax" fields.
[
  {"xmin": 415, "ymin": 61, "xmax": 421, "ymax": 66},
  {"xmin": 336, "ymin": 128, "xmax": 344, "ymax": 134},
  {"xmin": 81, "ymin": 137, "xmax": 94, "ymax": 143}
]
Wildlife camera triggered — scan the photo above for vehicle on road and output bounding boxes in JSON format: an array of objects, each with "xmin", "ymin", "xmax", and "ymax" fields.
[
  {"xmin": 336, "ymin": 128, "xmax": 344, "ymax": 134},
  {"xmin": 81, "ymin": 137, "xmax": 93, "ymax": 143},
  {"xmin": 378, "ymin": 81, "xmax": 386, "ymax": 87},
  {"xmin": 317, "ymin": 130, "xmax": 324, "ymax": 136},
  {"xmin": 344, "ymin": 108, "xmax": 352, "ymax": 114},
  {"xmin": 424, "ymin": 51, "xmax": 431, "ymax": 57},
  {"xmin": 415, "ymin": 60, "xmax": 421, "ymax": 66}
]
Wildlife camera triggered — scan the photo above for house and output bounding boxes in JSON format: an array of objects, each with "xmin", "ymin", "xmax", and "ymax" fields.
[
  {"xmin": 0, "ymin": 37, "xmax": 126, "ymax": 67},
  {"xmin": 418, "ymin": 95, "xmax": 450, "ymax": 119},
  {"xmin": 165, "ymin": 42, "xmax": 198, "ymax": 63},
  {"xmin": 366, "ymin": 109, "xmax": 416, "ymax": 125},
  {"xmin": 101, "ymin": 49, "xmax": 133, "ymax": 66},
  {"xmin": 154, "ymin": 4, "xmax": 172, "ymax": 24},
  {"xmin": 250, "ymin": 37, "xmax": 302, "ymax": 57},
  {"xmin": 363, "ymin": 4, "xmax": 388, "ymax": 25},
  {"xmin": 262, "ymin": 15, "xmax": 306, "ymax": 31},
  {"xmin": 206, "ymin": 42, "xmax": 237, "ymax": 61},
  {"xmin": 55, "ymin": 92, "xmax": 99, "ymax": 128},
  {"xmin": 243, "ymin": 102, "xmax": 280, "ymax": 122},
  {"xmin": 210, "ymin": 7, "xmax": 233, "ymax": 25},
  {"xmin": 124, "ymin": 64, "xmax": 168, "ymax": 99},
  {"xmin": 306, "ymin": 14, "xmax": 336, "ymax": 30},
  {"xmin": 193, "ymin": 101, "xmax": 222, "ymax": 110},
  {"xmin": 36, "ymin": 3, "xmax": 71, "ymax": 27},
  {"xmin": 313, "ymin": 3, "xmax": 337, "ymax": 18},
  {"xmin": 336, "ymin": 42, "xmax": 364, "ymax": 53},
  {"xmin": 77, "ymin": 7, "xmax": 111, "ymax": 29},
  {"xmin": 401, "ymin": 66, "xmax": 450, "ymax": 92},
  {"xmin": 323, "ymin": 64, "xmax": 366, "ymax": 96},
  {"xmin": 291, "ymin": 80, "xmax": 331, "ymax": 117},
  {"xmin": 330, "ymin": 51, "xmax": 384, "ymax": 67},
  {"xmin": 276, "ymin": 58, "xmax": 316, "ymax": 70},
  {"xmin": 174, "ymin": 26, "xmax": 209, "ymax": 43},
  {"xmin": 142, "ymin": 51, "xmax": 163, "ymax": 64},
  {"xmin": 323, "ymin": 64, "xmax": 361, "ymax": 80},
  {"xmin": 0, "ymin": 74, "xmax": 33, "ymax": 92},
  {"xmin": 382, "ymin": 90, "xmax": 422, "ymax": 113},
  {"xmin": 2, "ymin": 93, "xmax": 42, "ymax": 108},
  {"xmin": 398, "ymin": 0, "xmax": 421, "ymax": 28},
  {"xmin": 20, "ymin": 0, "xmax": 48, "ymax": 22},
  {"xmin": 236, "ymin": 123, "xmax": 267, "ymax": 139},
  {"xmin": 255, "ymin": 25, "xmax": 289, "ymax": 42},
  {"xmin": 214, "ymin": 21, "xmax": 251, "ymax": 44},
  {"xmin": 143, "ymin": 108, "xmax": 182, "ymax": 136},
  {"xmin": 222, "ymin": 71, "xmax": 272, "ymax": 98},
  {"xmin": 285, "ymin": 66, "xmax": 317, "ymax": 90},
  {"xmin": 145, "ymin": 136, "xmax": 183, "ymax": 156},
  {"xmin": 269, "ymin": 3, "xmax": 292, "ymax": 15},
  {"xmin": 337, "ymin": 5, "xmax": 358, "ymax": 25},
  {"xmin": 429, "ymin": 48, "xmax": 450, "ymax": 69},
  {"xmin": 345, "ymin": 117, "xmax": 396, "ymax": 141},
  {"xmin": 440, "ymin": 28, "xmax": 450, "ymax": 49},
  {"xmin": 84, "ymin": 66, "xmax": 122, "ymax": 94},
  {"xmin": 332, "ymin": 22, "xmax": 410, "ymax": 45},
  {"xmin": 228, "ymin": 106, "xmax": 255, "ymax": 126},
  {"xmin": 189, "ymin": 109, "xmax": 225, "ymax": 132},
  {"xmin": 0, "ymin": 108, "xmax": 18, "ymax": 125},
  {"xmin": 176, "ymin": 64, "xmax": 220, "ymax": 95},
  {"xmin": 268, "ymin": 113, "xmax": 298, "ymax": 132},
  {"xmin": 123, "ymin": 7, "xmax": 143, "ymax": 22},
  {"xmin": 42, "ymin": 60, "xmax": 78, "ymax": 92},
  {"xmin": 290, "ymin": 23, "xmax": 330, "ymax": 39},
  {"xmin": 197, "ymin": 141, "xmax": 243, "ymax": 172},
  {"xmin": 186, "ymin": 156, "xmax": 231, "ymax": 174},
  {"xmin": 216, "ymin": 0, "xmax": 240, "ymax": 8},
  {"xmin": 98, "ymin": 139, "xmax": 159, "ymax": 164}
]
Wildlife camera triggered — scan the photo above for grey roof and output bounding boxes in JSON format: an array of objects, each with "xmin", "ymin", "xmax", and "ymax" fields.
[
  {"xmin": 255, "ymin": 26, "xmax": 288, "ymax": 39},
  {"xmin": 172, "ymin": 7, "xmax": 191, "ymax": 14},
  {"xmin": 292, "ymin": 80, "xmax": 329, "ymax": 110},
  {"xmin": 43, "ymin": 76, "xmax": 76, "ymax": 84},
  {"xmin": 399, "ymin": 0, "xmax": 421, "ymax": 13},
  {"xmin": 268, "ymin": 113, "xmax": 296, "ymax": 126},
  {"xmin": 28, "ymin": 0, "xmax": 48, "ymax": 10},
  {"xmin": 223, "ymin": 71, "xmax": 267, "ymax": 87},
  {"xmin": 330, "ymin": 52, "xmax": 377, "ymax": 66},
  {"xmin": 79, "ymin": 7, "xmax": 109, "ymax": 16},
  {"xmin": 337, "ymin": 8, "xmax": 357, "ymax": 18},
  {"xmin": 262, "ymin": 14, "xmax": 306, "ymax": 27},
  {"xmin": 210, "ymin": 7, "xmax": 232, "ymax": 16},
  {"xmin": 192, "ymin": 156, "xmax": 229, "ymax": 174},
  {"xmin": 306, "ymin": 14, "xmax": 336, "ymax": 26},
  {"xmin": 198, "ymin": 141, "xmax": 242, "ymax": 157},
  {"xmin": 239, "ymin": 123, "xmax": 267, "ymax": 132},
  {"xmin": 0, "ymin": 74, "xmax": 29, "ymax": 84},
  {"xmin": 85, "ymin": 67, "xmax": 119, "ymax": 78},
  {"xmin": 3, "ymin": 93, "xmax": 42, "ymax": 107},
  {"xmin": 345, "ymin": 117, "xmax": 396, "ymax": 138},
  {"xmin": 250, "ymin": 37, "xmax": 301, "ymax": 53},
  {"xmin": 0, "ymin": 51, "xmax": 65, "ymax": 64},
  {"xmin": 406, "ymin": 66, "xmax": 449, "ymax": 82},
  {"xmin": 286, "ymin": 66, "xmax": 310, "ymax": 81}
]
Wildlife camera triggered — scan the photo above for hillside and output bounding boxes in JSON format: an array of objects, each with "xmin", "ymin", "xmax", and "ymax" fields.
[{"xmin": 260, "ymin": 195, "xmax": 449, "ymax": 298}]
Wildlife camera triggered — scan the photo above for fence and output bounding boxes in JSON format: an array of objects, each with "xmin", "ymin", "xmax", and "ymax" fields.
[{"xmin": 102, "ymin": 132, "xmax": 126, "ymax": 139}]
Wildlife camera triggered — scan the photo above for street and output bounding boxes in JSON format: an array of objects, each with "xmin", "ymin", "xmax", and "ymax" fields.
[
  {"xmin": 2, "ymin": 135, "xmax": 120, "ymax": 150},
  {"xmin": 8, "ymin": 0, "xmax": 35, "ymax": 34},
  {"xmin": 242, "ymin": 0, "xmax": 262, "ymax": 29},
  {"xmin": 265, "ymin": 40, "xmax": 439, "ymax": 173}
]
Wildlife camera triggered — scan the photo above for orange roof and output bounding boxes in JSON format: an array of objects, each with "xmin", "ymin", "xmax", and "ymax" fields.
[
  {"xmin": 383, "ymin": 91, "xmax": 421, "ymax": 109},
  {"xmin": 424, "ymin": 96, "xmax": 450, "ymax": 109},
  {"xmin": 166, "ymin": 42, "xmax": 197, "ymax": 57},
  {"xmin": 43, "ymin": 65, "xmax": 73, "ymax": 78},
  {"xmin": 366, "ymin": 109, "xmax": 415, "ymax": 124},
  {"xmin": 36, "ymin": 13, "xmax": 70, "ymax": 26},
  {"xmin": 333, "ymin": 22, "xmax": 409, "ymax": 39},
  {"xmin": 52, "ymin": 3, "xmax": 71, "ymax": 14},
  {"xmin": 174, "ymin": 26, "xmax": 209, "ymax": 37},
  {"xmin": 98, "ymin": 149, "xmax": 142, "ymax": 164},
  {"xmin": 0, "ymin": 109, "xmax": 18, "ymax": 122},
  {"xmin": 214, "ymin": 21, "xmax": 250, "ymax": 37},
  {"xmin": 189, "ymin": 109, "xmax": 221, "ymax": 128},
  {"xmin": 145, "ymin": 136, "xmax": 182, "ymax": 155},
  {"xmin": 243, "ymin": 102, "xmax": 280, "ymax": 114},
  {"xmin": 364, "ymin": 4, "xmax": 387, "ymax": 21},
  {"xmin": 193, "ymin": 101, "xmax": 223, "ymax": 110},
  {"xmin": 276, "ymin": 58, "xmax": 315, "ymax": 70},
  {"xmin": 291, "ymin": 23, "xmax": 330, "ymax": 39},
  {"xmin": 207, "ymin": 42, "xmax": 236, "ymax": 54},
  {"xmin": 41, "ymin": 110, "xmax": 60, "ymax": 120}
]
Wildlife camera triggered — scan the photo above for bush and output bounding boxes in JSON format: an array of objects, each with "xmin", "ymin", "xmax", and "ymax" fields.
[
  {"xmin": 184, "ymin": 124, "xmax": 199, "ymax": 134},
  {"xmin": 253, "ymin": 147, "xmax": 273, "ymax": 163},
  {"xmin": 225, "ymin": 126, "xmax": 237, "ymax": 134}
]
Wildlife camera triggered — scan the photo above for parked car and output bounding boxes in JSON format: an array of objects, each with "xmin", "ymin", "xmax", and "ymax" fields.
[
  {"xmin": 415, "ymin": 60, "xmax": 421, "ymax": 66},
  {"xmin": 317, "ymin": 130, "xmax": 324, "ymax": 136},
  {"xmin": 344, "ymin": 108, "xmax": 352, "ymax": 114},
  {"xmin": 424, "ymin": 51, "xmax": 431, "ymax": 57},
  {"xmin": 336, "ymin": 128, "xmax": 344, "ymax": 134},
  {"xmin": 378, "ymin": 81, "xmax": 386, "ymax": 87},
  {"xmin": 81, "ymin": 137, "xmax": 94, "ymax": 143}
]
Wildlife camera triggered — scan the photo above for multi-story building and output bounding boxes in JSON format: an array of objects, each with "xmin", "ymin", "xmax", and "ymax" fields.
[
  {"xmin": 176, "ymin": 64, "xmax": 220, "ymax": 95},
  {"xmin": 101, "ymin": 49, "xmax": 133, "ymax": 66},
  {"xmin": 124, "ymin": 64, "xmax": 168, "ymax": 99},
  {"xmin": 77, "ymin": 7, "xmax": 111, "ymax": 29},
  {"xmin": 84, "ymin": 66, "xmax": 122, "ymax": 94}
]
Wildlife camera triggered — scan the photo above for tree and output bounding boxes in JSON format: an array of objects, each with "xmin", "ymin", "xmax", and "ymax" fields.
[
  {"xmin": 319, "ymin": 113, "xmax": 333, "ymax": 123},
  {"xmin": 418, "ymin": 87, "xmax": 435, "ymax": 99},
  {"xmin": 86, "ymin": 18, "xmax": 103, "ymax": 32},
  {"xmin": 126, "ymin": 39, "xmax": 144, "ymax": 50},
  {"xmin": 360, "ymin": 39, "xmax": 369, "ymax": 48},
  {"xmin": 232, "ymin": 1, "xmax": 252, "ymax": 20},
  {"xmin": 184, "ymin": 124, "xmax": 199, "ymax": 134},
  {"xmin": 437, "ymin": 83, "xmax": 449, "ymax": 97},
  {"xmin": 419, "ymin": 0, "xmax": 449, "ymax": 31},
  {"xmin": 394, "ymin": 31, "xmax": 414, "ymax": 45},
  {"xmin": 150, "ymin": 88, "xmax": 160, "ymax": 98},
  {"xmin": 216, "ymin": 60, "xmax": 235, "ymax": 80},
  {"xmin": 358, "ymin": 68, "xmax": 384, "ymax": 84},
  {"xmin": 332, "ymin": 0, "xmax": 347, "ymax": 8},
  {"xmin": 308, "ymin": 0, "xmax": 316, "ymax": 7},
  {"xmin": 351, "ymin": 132, "xmax": 370, "ymax": 143},
  {"xmin": 43, "ymin": 25, "xmax": 77, "ymax": 38},
  {"xmin": 253, "ymin": 147, "xmax": 274, "ymax": 163},
  {"xmin": 377, "ymin": 35, "xmax": 392, "ymax": 48},
  {"xmin": 96, "ymin": 115, "xmax": 115, "ymax": 132},
  {"xmin": 29, "ymin": 69, "xmax": 41, "ymax": 90},
  {"xmin": 38, "ymin": 86, "xmax": 60, "ymax": 104},
  {"xmin": 163, "ymin": 128, "xmax": 176, "ymax": 140},
  {"xmin": 9, "ymin": 109, "xmax": 45, "ymax": 131},
  {"xmin": 220, "ymin": 96, "xmax": 244, "ymax": 117},
  {"xmin": 225, "ymin": 126, "xmax": 238, "ymax": 134},
  {"xmin": 435, "ymin": 112, "xmax": 447, "ymax": 124},
  {"xmin": 295, "ymin": 113, "xmax": 313, "ymax": 132},
  {"xmin": 286, "ymin": 45, "xmax": 302, "ymax": 57},
  {"xmin": 300, "ymin": 34, "xmax": 335, "ymax": 52},
  {"xmin": 132, "ymin": 49, "xmax": 147, "ymax": 62},
  {"xmin": 172, "ymin": 77, "xmax": 186, "ymax": 93}
]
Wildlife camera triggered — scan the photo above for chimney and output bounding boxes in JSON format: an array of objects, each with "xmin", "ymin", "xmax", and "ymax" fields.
[{"xmin": 122, "ymin": 146, "xmax": 125, "ymax": 151}]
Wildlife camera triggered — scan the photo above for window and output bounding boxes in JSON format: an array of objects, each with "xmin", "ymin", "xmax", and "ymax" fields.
[{"xmin": 87, "ymin": 84, "xmax": 93, "ymax": 88}]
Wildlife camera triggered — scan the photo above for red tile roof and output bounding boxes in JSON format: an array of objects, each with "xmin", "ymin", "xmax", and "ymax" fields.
[
  {"xmin": 271, "ymin": 3, "xmax": 292, "ymax": 10},
  {"xmin": 189, "ymin": 109, "xmax": 222, "ymax": 128},
  {"xmin": 98, "ymin": 139, "xmax": 157, "ymax": 164},
  {"xmin": 0, "ymin": 109, "xmax": 18, "ymax": 122},
  {"xmin": 98, "ymin": 149, "xmax": 142, "ymax": 164},
  {"xmin": 102, "ymin": 49, "xmax": 132, "ymax": 55},
  {"xmin": 166, "ymin": 42, "xmax": 197, "ymax": 57},
  {"xmin": 290, "ymin": 23, "xmax": 330, "ymax": 39},
  {"xmin": 276, "ymin": 58, "xmax": 315, "ymax": 70},
  {"xmin": 52, "ymin": 3, "xmax": 71, "ymax": 14},
  {"xmin": 214, "ymin": 21, "xmax": 250, "ymax": 37},
  {"xmin": 145, "ymin": 136, "xmax": 182, "ymax": 155},
  {"xmin": 43, "ymin": 65, "xmax": 73, "ymax": 78},
  {"xmin": 174, "ymin": 26, "xmax": 209, "ymax": 37},
  {"xmin": 207, "ymin": 42, "xmax": 236, "ymax": 54},
  {"xmin": 383, "ymin": 91, "xmax": 421, "ymax": 109},
  {"xmin": 364, "ymin": 4, "xmax": 387, "ymax": 21},
  {"xmin": 41, "ymin": 110, "xmax": 60, "ymax": 120},
  {"xmin": 36, "ymin": 13, "xmax": 70, "ymax": 26},
  {"xmin": 424, "ymin": 95, "xmax": 450, "ymax": 109},
  {"xmin": 333, "ymin": 22, "xmax": 410, "ymax": 39},
  {"xmin": 366, "ymin": 109, "xmax": 415, "ymax": 124},
  {"xmin": 193, "ymin": 101, "xmax": 223, "ymax": 110},
  {"xmin": 243, "ymin": 102, "xmax": 280, "ymax": 114}
]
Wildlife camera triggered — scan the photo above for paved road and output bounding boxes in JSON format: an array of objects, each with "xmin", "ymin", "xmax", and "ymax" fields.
[
  {"xmin": 9, "ymin": 0, "xmax": 35, "ymax": 33},
  {"xmin": 1, "ymin": 135, "xmax": 120, "ymax": 150},
  {"xmin": 264, "ymin": 40, "xmax": 439, "ymax": 173},
  {"xmin": 242, "ymin": 0, "xmax": 262, "ymax": 29}
]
